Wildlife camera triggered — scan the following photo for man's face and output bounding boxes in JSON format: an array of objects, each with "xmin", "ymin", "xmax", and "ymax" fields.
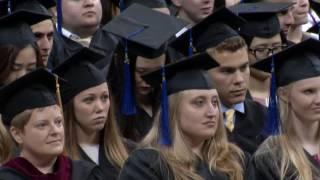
[
  {"xmin": 207, "ymin": 47, "xmax": 250, "ymax": 107},
  {"xmin": 31, "ymin": 19, "xmax": 54, "ymax": 66},
  {"xmin": 62, "ymin": 0, "xmax": 102, "ymax": 34},
  {"xmin": 172, "ymin": 0, "xmax": 214, "ymax": 24}
]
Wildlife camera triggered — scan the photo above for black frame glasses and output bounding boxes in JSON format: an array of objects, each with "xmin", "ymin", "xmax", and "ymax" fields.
[{"xmin": 249, "ymin": 44, "xmax": 288, "ymax": 59}]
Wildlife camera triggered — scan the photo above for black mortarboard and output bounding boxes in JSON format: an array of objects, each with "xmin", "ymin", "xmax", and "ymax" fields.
[
  {"xmin": 0, "ymin": 10, "xmax": 49, "ymax": 47},
  {"xmin": 142, "ymin": 52, "xmax": 219, "ymax": 95},
  {"xmin": 122, "ymin": 0, "xmax": 167, "ymax": 9},
  {"xmin": 0, "ymin": 68, "xmax": 63, "ymax": 126},
  {"xmin": 12, "ymin": 0, "xmax": 54, "ymax": 18},
  {"xmin": 53, "ymin": 47, "xmax": 106, "ymax": 104},
  {"xmin": 103, "ymin": 3, "xmax": 188, "ymax": 58},
  {"xmin": 171, "ymin": 7, "xmax": 245, "ymax": 55},
  {"xmin": 230, "ymin": 3, "xmax": 292, "ymax": 39},
  {"xmin": 252, "ymin": 38, "xmax": 320, "ymax": 87}
]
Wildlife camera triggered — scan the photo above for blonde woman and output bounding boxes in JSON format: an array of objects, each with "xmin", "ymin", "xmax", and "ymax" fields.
[
  {"xmin": 119, "ymin": 53, "xmax": 254, "ymax": 180},
  {"xmin": 252, "ymin": 39, "xmax": 320, "ymax": 179},
  {"xmin": 53, "ymin": 48, "xmax": 131, "ymax": 179},
  {"xmin": 0, "ymin": 69, "xmax": 104, "ymax": 179}
]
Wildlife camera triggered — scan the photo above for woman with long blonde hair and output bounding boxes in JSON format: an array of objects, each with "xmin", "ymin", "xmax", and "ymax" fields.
[
  {"xmin": 53, "ymin": 48, "xmax": 130, "ymax": 179},
  {"xmin": 253, "ymin": 39, "xmax": 320, "ymax": 180},
  {"xmin": 119, "ymin": 53, "xmax": 254, "ymax": 180}
]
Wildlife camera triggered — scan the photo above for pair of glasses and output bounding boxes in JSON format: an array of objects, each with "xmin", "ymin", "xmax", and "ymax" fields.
[{"xmin": 249, "ymin": 44, "xmax": 288, "ymax": 59}]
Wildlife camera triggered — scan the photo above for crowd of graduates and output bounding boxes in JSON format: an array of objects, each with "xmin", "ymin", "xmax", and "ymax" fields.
[{"xmin": 0, "ymin": 0, "xmax": 320, "ymax": 179}]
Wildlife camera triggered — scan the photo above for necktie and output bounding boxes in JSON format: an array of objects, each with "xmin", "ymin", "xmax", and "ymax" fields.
[{"xmin": 225, "ymin": 109, "xmax": 235, "ymax": 132}]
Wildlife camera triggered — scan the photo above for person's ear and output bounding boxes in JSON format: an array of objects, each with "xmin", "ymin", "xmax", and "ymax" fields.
[
  {"xmin": 277, "ymin": 87, "xmax": 289, "ymax": 103},
  {"xmin": 10, "ymin": 127, "xmax": 23, "ymax": 145}
]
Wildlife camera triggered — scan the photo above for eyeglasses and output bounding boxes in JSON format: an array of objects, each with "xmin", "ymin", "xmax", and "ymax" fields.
[{"xmin": 249, "ymin": 44, "xmax": 288, "ymax": 59}]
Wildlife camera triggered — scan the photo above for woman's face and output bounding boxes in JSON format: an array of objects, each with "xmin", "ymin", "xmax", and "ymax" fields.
[
  {"xmin": 179, "ymin": 89, "xmax": 220, "ymax": 143},
  {"xmin": 12, "ymin": 105, "xmax": 64, "ymax": 158},
  {"xmin": 73, "ymin": 83, "xmax": 110, "ymax": 133},
  {"xmin": 4, "ymin": 45, "xmax": 37, "ymax": 84},
  {"xmin": 134, "ymin": 55, "xmax": 166, "ymax": 98},
  {"xmin": 285, "ymin": 76, "xmax": 320, "ymax": 123}
]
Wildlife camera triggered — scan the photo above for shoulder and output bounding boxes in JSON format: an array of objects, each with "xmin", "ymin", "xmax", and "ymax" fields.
[
  {"xmin": 252, "ymin": 136, "xmax": 282, "ymax": 179},
  {"xmin": 119, "ymin": 148, "xmax": 170, "ymax": 180},
  {"xmin": 0, "ymin": 167, "xmax": 26, "ymax": 180},
  {"xmin": 71, "ymin": 159, "xmax": 105, "ymax": 180},
  {"xmin": 244, "ymin": 98, "xmax": 267, "ymax": 114}
]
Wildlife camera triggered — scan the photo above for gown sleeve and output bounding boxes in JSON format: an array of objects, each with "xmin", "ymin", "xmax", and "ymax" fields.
[{"xmin": 119, "ymin": 148, "xmax": 171, "ymax": 180}]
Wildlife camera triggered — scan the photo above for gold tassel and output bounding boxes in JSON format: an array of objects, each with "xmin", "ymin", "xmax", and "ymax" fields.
[{"xmin": 54, "ymin": 74, "xmax": 63, "ymax": 114}]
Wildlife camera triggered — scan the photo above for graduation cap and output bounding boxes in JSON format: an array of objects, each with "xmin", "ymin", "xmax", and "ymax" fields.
[
  {"xmin": 230, "ymin": 3, "xmax": 292, "ymax": 42},
  {"xmin": 0, "ymin": 10, "xmax": 49, "ymax": 47},
  {"xmin": 103, "ymin": 3, "xmax": 188, "ymax": 58},
  {"xmin": 103, "ymin": 3, "xmax": 188, "ymax": 115},
  {"xmin": 252, "ymin": 38, "xmax": 320, "ymax": 135},
  {"xmin": 171, "ymin": 7, "xmax": 246, "ymax": 56},
  {"xmin": 52, "ymin": 47, "xmax": 106, "ymax": 104},
  {"xmin": 120, "ymin": 0, "xmax": 167, "ymax": 10},
  {"xmin": 0, "ymin": 68, "xmax": 64, "ymax": 126},
  {"xmin": 11, "ymin": 0, "xmax": 54, "ymax": 18},
  {"xmin": 142, "ymin": 52, "xmax": 219, "ymax": 145}
]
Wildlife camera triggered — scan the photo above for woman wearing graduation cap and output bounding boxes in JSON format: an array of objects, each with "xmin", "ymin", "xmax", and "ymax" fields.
[
  {"xmin": 53, "ymin": 48, "xmax": 130, "ymax": 179},
  {"xmin": 104, "ymin": 4, "xmax": 187, "ymax": 142},
  {"xmin": 252, "ymin": 38, "xmax": 320, "ymax": 179},
  {"xmin": 119, "ymin": 52, "xmax": 254, "ymax": 180},
  {"xmin": 0, "ymin": 10, "xmax": 48, "ymax": 85},
  {"xmin": 0, "ymin": 68, "xmax": 104, "ymax": 179}
]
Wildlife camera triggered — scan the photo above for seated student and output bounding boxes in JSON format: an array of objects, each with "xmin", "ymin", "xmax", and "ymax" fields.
[
  {"xmin": 231, "ymin": 2, "xmax": 290, "ymax": 106},
  {"xmin": 252, "ymin": 39, "xmax": 320, "ymax": 179},
  {"xmin": 119, "ymin": 52, "xmax": 254, "ymax": 180},
  {"xmin": 0, "ymin": 10, "xmax": 48, "ymax": 85},
  {"xmin": 53, "ymin": 48, "xmax": 131, "ymax": 179},
  {"xmin": 103, "ymin": 4, "xmax": 187, "ymax": 142},
  {"xmin": 172, "ymin": 7, "xmax": 267, "ymax": 154},
  {"xmin": 0, "ymin": 69, "xmax": 104, "ymax": 179},
  {"xmin": 11, "ymin": 0, "xmax": 56, "ymax": 66}
]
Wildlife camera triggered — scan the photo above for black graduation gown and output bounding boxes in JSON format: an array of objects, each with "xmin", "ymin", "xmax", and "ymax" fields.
[
  {"xmin": 228, "ymin": 98, "xmax": 267, "ymax": 154},
  {"xmin": 47, "ymin": 27, "xmax": 119, "ymax": 76},
  {"xmin": 119, "ymin": 148, "xmax": 255, "ymax": 180},
  {"xmin": 0, "ymin": 157, "xmax": 105, "ymax": 180},
  {"xmin": 78, "ymin": 143, "xmax": 119, "ymax": 180},
  {"xmin": 121, "ymin": 106, "xmax": 154, "ymax": 142},
  {"xmin": 253, "ymin": 146, "xmax": 320, "ymax": 180}
]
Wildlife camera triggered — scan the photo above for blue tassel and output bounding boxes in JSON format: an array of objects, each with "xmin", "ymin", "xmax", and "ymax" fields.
[
  {"xmin": 7, "ymin": 0, "xmax": 11, "ymax": 14},
  {"xmin": 119, "ymin": 0, "xmax": 125, "ymax": 12},
  {"xmin": 159, "ymin": 66, "xmax": 171, "ymax": 146},
  {"xmin": 56, "ymin": 0, "xmax": 63, "ymax": 34},
  {"xmin": 263, "ymin": 56, "xmax": 280, "ymax": 136},
  {"xmin": 188, "ymin": 29, "xmax": 193, "ymax": 56},
  {"xmin": 121, "ymin": 40, "xmax": 137, "ymax": 115}
]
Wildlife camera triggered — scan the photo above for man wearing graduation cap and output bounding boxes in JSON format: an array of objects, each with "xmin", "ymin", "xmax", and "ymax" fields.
[
  {"xmin": 230, "ymin": 2, "xmax": 289, "ymax": 105},
  {"xmin": 11, "ymin": 0, "xmax": 55, "ymax": 66},
  {"xmin": 175, "ymin": 6, "xmax": 267, "ymax": 154}
]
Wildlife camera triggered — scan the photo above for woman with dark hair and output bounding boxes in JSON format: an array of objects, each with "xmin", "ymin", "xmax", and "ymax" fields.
[{"xmin": 0, "ymin": 10, "xmax": 45, "ymax": 85}]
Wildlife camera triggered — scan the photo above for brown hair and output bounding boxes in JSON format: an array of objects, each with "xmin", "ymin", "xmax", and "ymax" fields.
[
  {"xmin": 142, "ymin": 90, "xmax": 245, "ymax": 180},
  {"xmin": 0, "ymin": 43, "xmax": 44, "ymax": 84},
  {"xmin": 63, "ymin": 85, "xmax": 128, "ymax": 168},
  {"xmin": 207, "ymin": 36, "xmax": 247, "ymax": 55}
]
